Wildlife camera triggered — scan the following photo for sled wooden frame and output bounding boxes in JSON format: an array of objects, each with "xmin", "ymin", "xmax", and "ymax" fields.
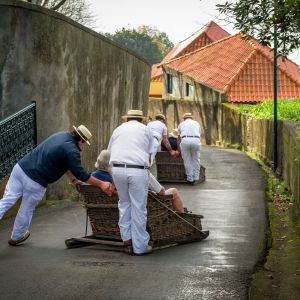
[
  {"xmin": 65, "ymin": 185, "xmax": 209, "ymax": 252},
  {"xmin": 65, "ymin": 235, "xmax": 182, "ymax": 253},
  {"xmin": 155, "ymin": 151, "xmax": 206, "ymax": 183}
]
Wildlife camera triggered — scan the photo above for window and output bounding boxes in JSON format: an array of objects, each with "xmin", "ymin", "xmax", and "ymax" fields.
[
  {"xmin": 185, "ymin": 83, "xmax": 194, "ymax": 97},
  {"xmin": 167, "ymin": 74, "xmax": 173, "ymax": 94}
]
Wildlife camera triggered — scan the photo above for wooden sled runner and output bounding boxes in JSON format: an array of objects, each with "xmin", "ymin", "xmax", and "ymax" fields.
[
  {"xmin": 65, "ymin": 185, "xmax": 209, "ymax": 252},
  {"xmin": 155, "ymin": 151, "xmax": 206, "ymax": 183}
]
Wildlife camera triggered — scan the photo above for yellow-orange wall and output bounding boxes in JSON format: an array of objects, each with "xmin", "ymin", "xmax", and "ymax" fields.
[{"xmin": 149, "ymin": 76, "xmax": 163, "ymax": 98}]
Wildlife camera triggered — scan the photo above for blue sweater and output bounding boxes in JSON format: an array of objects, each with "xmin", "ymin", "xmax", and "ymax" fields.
[
  {"xmin": 18, "ymin": 131, "xmax": 90, "ymax": 187},
  {"xmin": 161, "ymin": 137, "xmax": 178, "ymax": 151},
  {"xmin": 91, "ymin": 170, "xmax": 113, "ymax": 183}
]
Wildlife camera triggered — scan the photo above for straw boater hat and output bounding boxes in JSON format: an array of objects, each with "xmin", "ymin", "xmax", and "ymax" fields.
[
  {"xmin": 73, "ymin": 125, "xmax": 92, "ymax": 145},
  {"xmin": 183, "ymin": 112, "xmax": 193, "ymax": 119},
  {"xmin": 155, "ymin": 113, "xmax": 166, "ymax": 120},
  {"xmin": 122, "ymin": 109, "xmax": 146, "ymax": 121},
  {"xmin": 169, "ymin": 128, "xmax": 178, "ymax": 138}
]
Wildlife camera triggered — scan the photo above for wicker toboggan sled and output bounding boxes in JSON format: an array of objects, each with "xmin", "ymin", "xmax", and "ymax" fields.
[
  {"xmin": 155, "ymin": 151, "xmax": 206, "ymax": 183},
  {"xmin": 65, "ymin": 185, "xmax": 209, "ymax": 252}
]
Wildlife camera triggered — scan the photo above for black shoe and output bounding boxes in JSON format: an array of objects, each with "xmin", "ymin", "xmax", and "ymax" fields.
[
  {"xmin": 8, "ymin": 231, "xmax": 30, "ymax": 246},
  {"xmin": 187, "ymin": 180, "xmax": 195, "ymax": 185}
]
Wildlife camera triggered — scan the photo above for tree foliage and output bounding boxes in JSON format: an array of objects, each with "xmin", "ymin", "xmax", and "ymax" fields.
[
  {"xmin": 25, "ymin": 0, "xmax": 94, "ymax": 26},
  {"xmin": 137, "ymin": 26, "xmax": 174, "ymax": 58},
  {"xmin": 105, "ymin": 26, "xmax": 174, "ymax": 64},
  {"xmin": 217, "ymin": 0, "xmax": 300, "ymax": 58}
]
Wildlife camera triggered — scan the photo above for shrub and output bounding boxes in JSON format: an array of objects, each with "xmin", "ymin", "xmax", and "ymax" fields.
[{"xmin": 237, "ymin": 99, "xmax": 300, "ymax": 121}]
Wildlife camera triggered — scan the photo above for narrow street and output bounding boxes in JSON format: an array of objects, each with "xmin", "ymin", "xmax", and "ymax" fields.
[{"xmin": 0, "ymin": 146, "xmax": 267, "ymax": 300}]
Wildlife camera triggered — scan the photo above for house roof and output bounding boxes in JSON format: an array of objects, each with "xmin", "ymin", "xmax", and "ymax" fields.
[
  {"xmin": 151, "ymin": 21, "xmax": 230, "ymax": 79},
  {"xmin": 165, "ymin": 34, "xmax": 300, "ymax": 102}
]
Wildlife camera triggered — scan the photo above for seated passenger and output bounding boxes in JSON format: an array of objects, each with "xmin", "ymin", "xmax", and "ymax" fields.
[
  {"xmin": 149, "ymin": 173, "xmax": 184, "ymax": 213},
  {"xmin": 92, "ymin": 150, "xmax": 114, "ymax": 185},
  {"xmin": 161, "ymin": 128, "xmax": 178, "ymax": 151}
]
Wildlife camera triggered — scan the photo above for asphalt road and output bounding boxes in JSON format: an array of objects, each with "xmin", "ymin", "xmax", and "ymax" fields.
[{"xmin": 0, "ymin": 146, "xmax": 267, "ymax": 300}]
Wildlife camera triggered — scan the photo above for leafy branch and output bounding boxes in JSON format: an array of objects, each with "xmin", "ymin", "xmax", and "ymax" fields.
[{"xmin": 217, "ymin": 0, "xmax": 300, "ymax": 58}]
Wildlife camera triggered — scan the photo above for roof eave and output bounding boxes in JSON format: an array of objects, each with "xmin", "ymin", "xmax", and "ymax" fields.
[{"xmin": 164, "ymin": 66, "xmax": 226, "ymax": 94}]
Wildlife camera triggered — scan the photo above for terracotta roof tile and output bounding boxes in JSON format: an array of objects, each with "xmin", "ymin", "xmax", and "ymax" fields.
[
  {"xmin": 205, "ymin": 20, "xmax": 232, "ymax": 41},
  {"xmin": 162, "ymin": 21, "xmax": 230, "ymax": 64},
  {"xmin": 251, "ymin": 40, "xmax": 300, "ymax": 86},
  {"xmin": 165, "ymin": 34, "xmax": 300, "ymax": 102},
  {"xmin": 151, "ymin": 21, "xmax": 230, "ymax": 79}
]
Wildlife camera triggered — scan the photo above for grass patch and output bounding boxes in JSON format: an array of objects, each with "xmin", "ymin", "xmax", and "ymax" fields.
[{"xmin": 237, "ymin": 99, "xmax": 300, "ymax": 121}]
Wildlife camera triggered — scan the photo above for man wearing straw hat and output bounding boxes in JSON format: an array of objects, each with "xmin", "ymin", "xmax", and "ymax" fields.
[
  {"xmin": 177, "ymin": 113, "xmax": 201, "ymax": 185},
  {"xmin": 147, "ymin": 113, "xmax": 176, "ymax": 164},
  {"xmin": 108, "ymin": 110, "xmax": 154, "ymax": 255},
  {"xmin": 0, "ymin": 125, "xmax": 112, "ymax": 246}
]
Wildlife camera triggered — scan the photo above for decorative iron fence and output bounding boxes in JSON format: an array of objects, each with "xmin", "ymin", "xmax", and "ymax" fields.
[{"xmin": 0, "ymin": 102, "xmax": 37, "ymax": 180}]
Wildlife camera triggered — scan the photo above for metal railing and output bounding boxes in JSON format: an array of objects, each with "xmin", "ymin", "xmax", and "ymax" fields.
[{"xmin": 0, "ymin": 102, "xmax": 37, "ymax": 180}]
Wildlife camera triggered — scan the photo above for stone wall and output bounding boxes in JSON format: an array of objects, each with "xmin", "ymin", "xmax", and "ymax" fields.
[
  {"xmin": 281, "ymin": 121, "xmax": 300, "ymax": 206},
  {"xmin": 220, "ymin": 103, "xmax": 300, "ymax": 211},
  {"xmin": 0, "ymin": 1, "xmax": 150, "ymax": 199},
  {"xmin": 218, "ymin": 103, "xmax": 250, "ymax": 150}
]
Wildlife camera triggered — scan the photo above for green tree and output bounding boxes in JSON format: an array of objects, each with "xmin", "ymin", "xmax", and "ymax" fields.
[
  {"xmin": 105, "ymin": 27, "xmax": 174, "ymax": 64},
  {"xmin": 137, "ymin": 26, "xmax": 174, "ymax": 58},
  {"xmin": 217, "ymin": 0, "xmax": 300, "ymax": 58}
]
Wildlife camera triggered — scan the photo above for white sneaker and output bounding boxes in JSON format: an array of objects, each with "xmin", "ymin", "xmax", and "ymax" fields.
[{"xmin": 134, "ymin": 245, "xmax": 153, "ymax": 256}]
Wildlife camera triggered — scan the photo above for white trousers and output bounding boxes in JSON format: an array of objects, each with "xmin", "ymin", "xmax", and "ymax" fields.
[
  {"xmin": 180, "ymin": 138, "xmax": 201, "ymax": 182},
  {"xmin": 112, "ymin": 167, "xmax": 150, "ymax": 254},
  {"xmin": 0, "ymin": 164, "xmax": 46, "ymax": 240}
]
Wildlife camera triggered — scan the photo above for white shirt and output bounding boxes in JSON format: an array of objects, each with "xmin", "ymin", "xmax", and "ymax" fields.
[
  {"xmin": 178, "ymin": 118, "xmax": 201, "ymax": 138},
  {"xmin": 147, "ymin": 120, "xmax": 167, "ymax": 140},
  {"xmin": 108, "ymin": 120, "xmax": 154, "ymax": 166}
]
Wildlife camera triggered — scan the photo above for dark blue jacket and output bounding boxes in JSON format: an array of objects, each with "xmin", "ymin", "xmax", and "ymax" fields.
[
  {"xmin": 91, "ymin": 170, "xmax": 113, "ymax": 183},
  {"xmin": 161, "ymin": 137, "xmax": 178, "ymax": 151},
  {"xmin": 18, "ymin": 131, "xmax": 90, "ymax": 187}
]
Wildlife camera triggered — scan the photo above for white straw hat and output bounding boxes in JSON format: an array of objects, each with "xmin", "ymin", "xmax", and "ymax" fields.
[
  {"xmin": 169, "ymin": 128, "xmax": 178, "ymax": 138},
  {"xmin": 122, "ymin": 109, "xmax": 146, "ymax": 120},
  {"xmin": 155, "ymin": 113, "xmax": 166, "ymax": 120},
  {"xmin": 183, "ymin": 112, "xmax": 193, "ymax": 119},
  {"xmin": 73, "ymin": 125, "xmax": 92, "ymax": 145}
]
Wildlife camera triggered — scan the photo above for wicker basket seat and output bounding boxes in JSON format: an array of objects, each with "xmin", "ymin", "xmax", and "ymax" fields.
[
  {"xmin": 77, "ymin": 184, "xmax": 208, "ymax": 247},
  {"xmin": 155, "ymin": 151, "xmax": 206, "ymax": 183}
]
